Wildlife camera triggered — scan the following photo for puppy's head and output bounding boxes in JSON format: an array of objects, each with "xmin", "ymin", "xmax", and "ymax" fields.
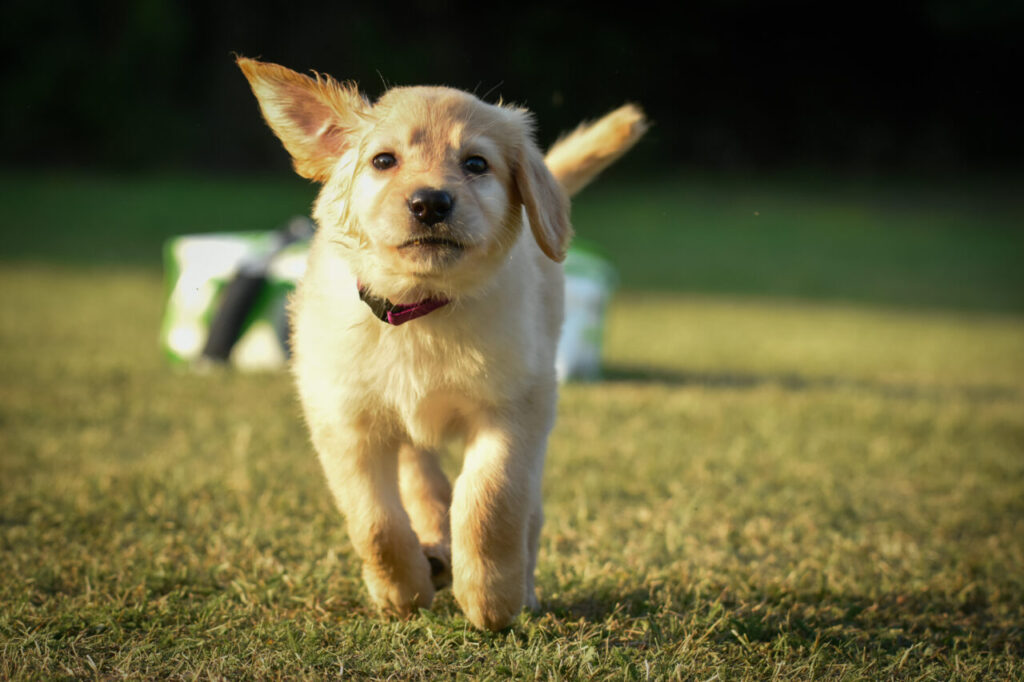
[{"xmin": 238, "ymin": 58, "xmax": 570, "ymax": 302}]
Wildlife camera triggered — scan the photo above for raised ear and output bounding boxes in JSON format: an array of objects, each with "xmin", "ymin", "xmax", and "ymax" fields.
[
  {"xmin": 515, "ymin": 136, "xmax": 572, "ymax": 262},
  {"xmin": 236, "ymin": 57, "xmax": 368, "ymax": 182}
]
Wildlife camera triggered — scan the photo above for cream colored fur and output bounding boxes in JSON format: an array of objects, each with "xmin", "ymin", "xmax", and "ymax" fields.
[{"xmin": 238, "ymin": 57, "xmax": 646, "ymax": 630}]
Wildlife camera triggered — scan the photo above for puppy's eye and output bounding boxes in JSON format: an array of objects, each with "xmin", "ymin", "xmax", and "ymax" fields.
[
  {"xmin": 462, "ymin": 156, "xmax": 488, "ymax": 175},
  {"xmin": 372, "ymin": 153, "xmax": 397, "ymax": 171}
]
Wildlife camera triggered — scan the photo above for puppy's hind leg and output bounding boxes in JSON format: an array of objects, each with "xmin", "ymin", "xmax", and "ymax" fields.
[
  {"xmin": 313, "ymin": 426, "xmax": 435, "ymax": 616},
  {"xmin": 398, "ymin": 444, "xmax": 453, "ymax": 590}
]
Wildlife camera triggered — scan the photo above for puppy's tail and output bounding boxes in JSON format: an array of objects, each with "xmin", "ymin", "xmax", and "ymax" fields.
[{"xmin": 545, "ymin": 104, "xmax": 648, "ymax": 197}]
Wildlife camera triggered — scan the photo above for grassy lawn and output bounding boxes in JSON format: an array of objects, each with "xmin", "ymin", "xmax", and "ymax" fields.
[{"xmin": 1, "ymin": 172, "xmax": 1022, "ymax": 678}]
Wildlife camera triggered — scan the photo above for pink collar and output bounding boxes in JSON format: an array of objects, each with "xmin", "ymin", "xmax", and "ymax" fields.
[{"xmin": 358, "ymin": 286, "xmax": 450, "ymax": 325}]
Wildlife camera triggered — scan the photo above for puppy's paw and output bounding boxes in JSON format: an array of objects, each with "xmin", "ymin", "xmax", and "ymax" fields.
[
  {"xmin": 454, "ymin": 577, "xmax": 524, "ymax": 631},
  {"xmin": 457, "ymin": 592, "xmax": 522, "ymax": 631},
  {"xmin": 362, "ymin": 553, "xmax": 435, "ymax": 617},
  {"xmin": 524, "ymin": 588, "xmax": 540, "ymax": 612},
  {"xmin": 422, "ymin": 543, "xmax": 452, "ymax": 590}
]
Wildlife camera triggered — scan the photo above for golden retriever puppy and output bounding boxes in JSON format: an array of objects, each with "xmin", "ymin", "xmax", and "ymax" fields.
[{"xmin": 238, "ymin": 57, "xmax": 646, "ymax": 630}]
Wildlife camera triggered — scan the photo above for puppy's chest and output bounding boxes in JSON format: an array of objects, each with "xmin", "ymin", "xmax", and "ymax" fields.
[
  {"xmin": 367, "ymin": 326, "xmax": 525, "ymax": 444},
  {"xmin": 374, "ymin": 322, "xmax": 522, "ymax": 400}
]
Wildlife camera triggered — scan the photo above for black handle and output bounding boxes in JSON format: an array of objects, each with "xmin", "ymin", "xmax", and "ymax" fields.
[{"xmin": 200, "ymin": 272, "xmax": 268, "ymax": 362}]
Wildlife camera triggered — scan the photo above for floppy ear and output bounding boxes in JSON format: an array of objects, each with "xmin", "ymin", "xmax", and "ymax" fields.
[
  {"xmin": 237, "ymin": 57, "xmax": 367, "ymax": 182},
  {"xmin": 515, "ymin": 138, "xmax": 572, "ymax": 262}
]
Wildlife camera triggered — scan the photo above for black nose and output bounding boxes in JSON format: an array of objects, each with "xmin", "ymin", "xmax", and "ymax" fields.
[{"xmin": 408, "ymin": 189, "xmax": 453, "ymax": 226}]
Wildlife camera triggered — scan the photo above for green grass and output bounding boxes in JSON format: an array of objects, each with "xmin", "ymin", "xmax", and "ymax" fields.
[
  {"xmin": 573, "ymin": 172, "xmax": 1024, "ymax": 313},
  {"xmin": 2, "ymin": 172, "xmax": 1023, "ymax": 678}
]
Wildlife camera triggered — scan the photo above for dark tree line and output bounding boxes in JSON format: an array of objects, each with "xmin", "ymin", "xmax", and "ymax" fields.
[{"xmin": 2, "ymin": 0, "xmax": 1020, "ymax": 173}]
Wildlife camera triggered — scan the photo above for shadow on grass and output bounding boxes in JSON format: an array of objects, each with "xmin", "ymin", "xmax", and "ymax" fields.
[
  {"xmin": 601, "ymin": 363, "xmax": 1020, "ymax": 402},
  {"xmin": 542, "ymin": 588, "xmax": 658, "ymax": 623},
  {"xmin": 543, "ymin": 585, "xmax": 1023, "ymax": 657}
]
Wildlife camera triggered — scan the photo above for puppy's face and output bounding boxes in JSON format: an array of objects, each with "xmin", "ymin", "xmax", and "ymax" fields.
[
  {"xmin": 238, "ymin": 59, "xmax": 570, "ymax": 302},
  {"xmin": 334, "ymin": 88, "xmax": 524, "ymax": 297}
]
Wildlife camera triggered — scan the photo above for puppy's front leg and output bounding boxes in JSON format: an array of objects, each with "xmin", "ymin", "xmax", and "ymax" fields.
[
  {"xmin": 451, "ymin": 394, "xmax": 553, "ymax": 630},
  {"xmin": 313, "ymin": 424, "xmax": 435, "ymax": 616}
]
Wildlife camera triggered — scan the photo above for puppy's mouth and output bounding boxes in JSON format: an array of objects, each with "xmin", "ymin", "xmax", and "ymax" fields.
[
  {"xmin": 398, "ymin": 236, "xmax": 465, "ymax": 251},
  {"xmin": 393, "ymin": 233, "xmax": 468, "ymax": 271}
]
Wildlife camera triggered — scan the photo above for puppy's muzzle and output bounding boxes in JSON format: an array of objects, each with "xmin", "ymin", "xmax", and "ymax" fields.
[{"xmin": 408, "ymin": 189, "xmax": 453, "ymax": 226}]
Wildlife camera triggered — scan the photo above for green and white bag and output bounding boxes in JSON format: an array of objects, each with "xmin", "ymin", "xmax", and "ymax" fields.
[
  {"xmin": 161, "ymin": 225, "xmax": 617, "ymax": 380},
  {"xmin": 161, "ymin": 228, "xmax": 308, "ymax": 370},
  {"xmin": 558, "ymin": 243, "xmax": 618, "ymax": 381}
]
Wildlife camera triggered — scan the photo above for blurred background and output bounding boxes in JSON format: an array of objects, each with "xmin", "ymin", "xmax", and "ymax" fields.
[
  {"xmin": 1, "ymin": 0, "xmax": 1022, "ymax": 311},
  {"xmin": 4, "ymin": 0, "xmax": 1022, "ymax": 173}
]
